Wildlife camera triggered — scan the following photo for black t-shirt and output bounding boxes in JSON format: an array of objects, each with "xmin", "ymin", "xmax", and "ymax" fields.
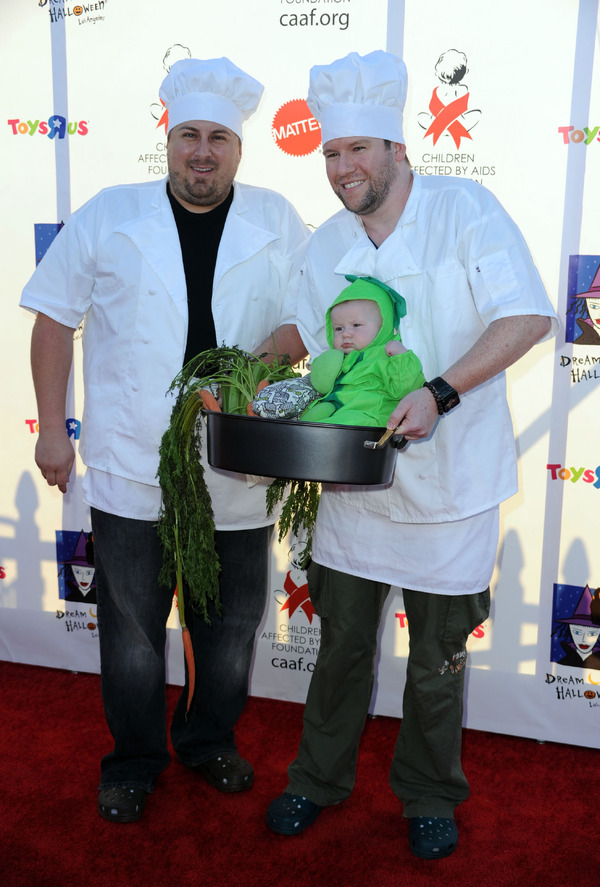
[{"xmin": 167, "ymin": 183, "xmax": 234, "ymax": 365}]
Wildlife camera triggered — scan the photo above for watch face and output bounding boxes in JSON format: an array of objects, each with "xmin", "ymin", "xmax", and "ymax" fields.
[{"xmin": 443, "ymin": 392, "xmax": 460, "ymax": 412}]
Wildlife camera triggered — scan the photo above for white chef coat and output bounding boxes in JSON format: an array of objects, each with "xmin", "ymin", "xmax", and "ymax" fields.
[
  {"xmin": 21, "ymin": 178, "xmax": 309, "ymax": 529},
  {"xmin": 295, "ymin": 172, "xmax": 558, "ymax": 592}
]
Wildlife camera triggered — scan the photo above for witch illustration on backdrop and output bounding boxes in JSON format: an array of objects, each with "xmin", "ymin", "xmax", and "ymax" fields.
[
  {"xmin": 60, "ymin": 530, "xmax": 96, "ymax": 604},
  {"xmin": 553, "ymin": 585, "xmax": 600, "ymax": 670},
  {"xmin": 568, "ymin": 262, "xmax": 600, "ymax": 345}
]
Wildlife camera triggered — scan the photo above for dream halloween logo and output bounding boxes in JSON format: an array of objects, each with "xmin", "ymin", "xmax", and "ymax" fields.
[
  {"xmin": 546, "ymin": 584, "xmax": 600, "ymax": 707},
  {"xmin": 37, "ymin": 0, "xmax": 107, "ymax": 26},
  {"xmin": 54, "ymin": 531, "xmax": 98, "ymax": 636}
]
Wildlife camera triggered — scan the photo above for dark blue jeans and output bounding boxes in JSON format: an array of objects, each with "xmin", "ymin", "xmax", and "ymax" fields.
[
  {"xmin": 92, "ymin": 507, "xmax": 271, "ymax": 791},
  {"xmin": 170, "ymin": 523, "xmax": 272, "ymax": 766}
]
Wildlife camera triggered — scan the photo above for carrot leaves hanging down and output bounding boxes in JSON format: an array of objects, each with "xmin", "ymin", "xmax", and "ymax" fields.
[
  {"xmin": 156, "ymin": 378, "xmax": 219, "ymax": 624},
  {"xmin": 156, "ymin": 346, "xmax": 300, "ymax": 622},
  {"xmin": 266, "ymin": 478, "xmax": 321, "ymax": 571}
]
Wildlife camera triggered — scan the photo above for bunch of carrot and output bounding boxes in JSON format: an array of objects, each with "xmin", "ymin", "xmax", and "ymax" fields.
[
  {"xmin": 156, "ymin": 346, "xmax": 299, "ymax": 713},
  {"xmin": 157, "ymin": 346, "xmax": 299, "ymax": 615}
]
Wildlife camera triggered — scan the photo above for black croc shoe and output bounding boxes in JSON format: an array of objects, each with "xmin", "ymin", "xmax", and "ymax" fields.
[
  {"xmin": 409, "ymin": 817, "xmax": 458, "ymax": 859},
  {"xmin": 266, "ymin": 793, "xmax": 323, "ymax": 835},
  {"xmin": 98, "ymin": 785, "xmax": 147, "ymax": 823},
  {"xmin": 196, "ymin": 753, "xmax": 254, "ymax": 793}
]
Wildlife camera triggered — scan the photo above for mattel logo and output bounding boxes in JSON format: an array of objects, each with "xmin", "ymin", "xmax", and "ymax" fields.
[
  {"xmin": 271, "ymin": 99, "xmax": 321, "ymax": 157},
  {"xmin": 7, "ymin": 117, "xmax": 88, "ymax": 138}
]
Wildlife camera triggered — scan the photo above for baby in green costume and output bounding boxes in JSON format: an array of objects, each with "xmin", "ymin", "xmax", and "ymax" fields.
[{"xmin": 301, "ymin": 276, "xmax": 425, "ymax": 427}]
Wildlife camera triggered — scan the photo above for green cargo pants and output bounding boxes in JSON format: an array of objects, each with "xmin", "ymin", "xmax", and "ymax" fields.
[{"xmin": 286, "ymin": 562, "xmax": 490, "ymax": 818}]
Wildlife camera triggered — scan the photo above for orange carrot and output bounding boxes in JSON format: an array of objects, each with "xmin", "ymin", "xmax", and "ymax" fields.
[
  {"xmin": 199, "ymin": 388, "xmax": 221, "ymax": 412},
  {"xmin": 247, "ymin": 379, "xmax": 270, "ymax": 415},
  {"xmin": 174, "ymin": 582, "xmax": 195, "ymax": 716},
  {"xmin": 182, "ymin": 626, "xmax": 195, "ymax": 715}
]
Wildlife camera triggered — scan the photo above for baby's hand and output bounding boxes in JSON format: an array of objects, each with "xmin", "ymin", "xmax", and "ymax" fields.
[{"xmin": 385, "ymin": 340, "xmax": 407, "ymax": 356}]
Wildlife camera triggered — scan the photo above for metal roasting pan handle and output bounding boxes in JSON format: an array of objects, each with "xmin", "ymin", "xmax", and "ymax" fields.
[
  {"xmin": 364, "ymin": 428, "xmax": 395, "ymax": 450},
  {"xmin": 363, "ymin": 429, "xmax": 408, "ymax": 451}
]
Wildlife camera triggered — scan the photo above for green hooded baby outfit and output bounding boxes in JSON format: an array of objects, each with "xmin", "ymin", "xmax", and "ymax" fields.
[{"xmin": 301, "ymin": 276, "xmax": 425, "ymax": 427}]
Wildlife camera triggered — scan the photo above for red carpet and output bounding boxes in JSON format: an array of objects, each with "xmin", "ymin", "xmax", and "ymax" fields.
[{"xmin": 1, "ymin": 660, "xmax": 594, "ymax": 886}]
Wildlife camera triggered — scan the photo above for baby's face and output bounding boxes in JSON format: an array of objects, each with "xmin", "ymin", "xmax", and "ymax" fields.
[{"xmin": 331, "ymin": 299, "xmax": 382, "ymax": 353}]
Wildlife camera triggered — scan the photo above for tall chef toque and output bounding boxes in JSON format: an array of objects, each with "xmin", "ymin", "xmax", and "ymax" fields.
[
  {"xmin": 307, "ymin": 50, "xmax": 407, "ymax": 146},
  {"xmin": 159, "ymin": 57, "xmax": 264, "ymax": 139}
]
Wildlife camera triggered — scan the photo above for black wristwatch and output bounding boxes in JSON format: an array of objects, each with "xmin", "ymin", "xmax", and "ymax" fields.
[{"xmin": 423, "ymin": 376, "xmax": 460, "ymax": 414}]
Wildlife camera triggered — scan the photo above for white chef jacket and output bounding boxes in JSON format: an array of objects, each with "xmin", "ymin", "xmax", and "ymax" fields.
[
  {"xmin": 295, "ymin": 173, "xmax": 558, "ymax": 592},
  {"xmin": 21, "ymin": 178, "xmax": 309, "ymax": 529}
]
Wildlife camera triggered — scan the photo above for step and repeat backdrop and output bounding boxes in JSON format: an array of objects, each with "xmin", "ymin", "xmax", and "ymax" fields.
[{"xmin": 1, "ymin": 0, "xmax": 599, "ymax": 749}]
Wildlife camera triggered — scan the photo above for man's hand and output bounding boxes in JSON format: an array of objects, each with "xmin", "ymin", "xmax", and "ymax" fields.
[
  {"xmin": 386, "ymin": 387, "xmax": 439, "ymax": 440},
  {"xmin": 35, "ymin": 428, "xmax": 75, "ymax": 494}
]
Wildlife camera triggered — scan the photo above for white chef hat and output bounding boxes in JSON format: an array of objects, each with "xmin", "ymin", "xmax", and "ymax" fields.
[
  {"xmin": 159, "ymin": 57, "xmax": 264, "ymax": 139},
  {"xmin": 307, "ymin": 50, "xmax": 407, "ymax": 146}
]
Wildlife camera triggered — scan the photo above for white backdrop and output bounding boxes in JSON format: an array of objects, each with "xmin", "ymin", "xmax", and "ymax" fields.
[{"xmin": 1, "ymin": 0, "xmax": 599, "ymax": 749}]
